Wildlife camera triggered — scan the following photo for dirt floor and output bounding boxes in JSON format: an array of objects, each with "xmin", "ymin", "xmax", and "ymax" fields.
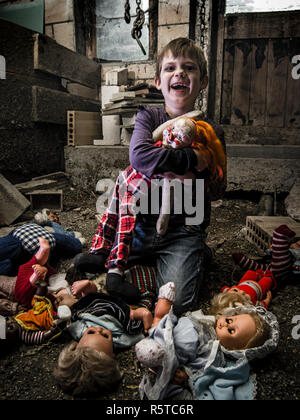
[{"xmin": 0, "ymin": 188, "xmax": 299, "ymax": 401}]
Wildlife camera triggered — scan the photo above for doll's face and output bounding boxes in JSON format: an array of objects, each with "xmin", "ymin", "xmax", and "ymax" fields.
[
  {"xmin": 163, "ymin": 117, "xmax": 196, "ymax": 148},
  {"xmin": 77, "ymin": 326, "xmax": 114, "ymax": 358},
  {"xmin": 216, "ymin": 314, "xmax": 257, "ymax": 350},
  {"xmin": 171, "ymin": 118, "xmax": 195, "ymax": 145},
  {"xmin": 48, "ymin": 211, "xmax": 60, "ymax": 224},
  {"xmin": 227, "ymin": 287, "xmax": 251, "ymax": 300}
]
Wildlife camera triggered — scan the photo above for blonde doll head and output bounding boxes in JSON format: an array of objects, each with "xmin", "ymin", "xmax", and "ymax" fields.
[{"xmin": 209, "ymin": 292, "xmax": 252, "ymax": 319}]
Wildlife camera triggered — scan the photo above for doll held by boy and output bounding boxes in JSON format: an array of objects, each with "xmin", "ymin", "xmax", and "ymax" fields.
[{"xmin": 153, "ymin": 115, "xmax": 226, "ymax": 236}]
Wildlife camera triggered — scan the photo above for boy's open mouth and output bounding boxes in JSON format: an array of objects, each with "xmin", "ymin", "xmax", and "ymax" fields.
[{"xmin": 171, "ymin": 83, "xmax": 189, "ymax": 91}]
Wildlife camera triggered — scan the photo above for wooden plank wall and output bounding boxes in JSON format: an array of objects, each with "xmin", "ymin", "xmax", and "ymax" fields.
[{"xmin": 221, "ymin": 12, "xmax": 300, "ymax": 130}]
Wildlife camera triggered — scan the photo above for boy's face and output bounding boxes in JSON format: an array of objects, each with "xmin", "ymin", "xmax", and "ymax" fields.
[
  {"xmin": 77, "ymin": 326, "xmax": 114, "ymax": 358},
  {"xmin": 155, "ymin": 51, "xmax": 208, "ymax": 118}
]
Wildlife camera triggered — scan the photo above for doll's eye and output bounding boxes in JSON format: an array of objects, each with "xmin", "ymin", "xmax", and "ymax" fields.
[
  {"xmin": 226, "ymin": 318, "xmax": 233, "ymax": 324},
  {"xmin": 228, "ymin": 328, "xmax": 235, "ymax": 335},
  {"xmin": 87, "ymin": 330, "xmax": 95, "ymax": 334}
]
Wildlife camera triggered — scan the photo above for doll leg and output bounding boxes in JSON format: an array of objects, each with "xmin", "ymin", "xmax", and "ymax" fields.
[
  {"xmin": 71, "ymin": 279, "xmax": 97, "ymax": 297},
  {"xmin": 232, "ymin": 253, "xmax": 269, "ymax": 272},
  {"xmin": 271, "ymin": 225, "xmax": 295, "ymax": 279},
  {"xmin": 130, "ymin": 307, "xmax": 153, "ymax": 334},
  {"xmin": 34, "ymin": 238, "xmax": 50, "ymax": 266},
  {"xmin": 152, "ymin": 282, "xmax": 176, "ymax": 328},
  {"xmin": 29, "ymin": 265, "xmax": 48, "ymax": 286},
  {"xmin": 257, "ymin": 272, "xmax": 276, "ymax": 294}
]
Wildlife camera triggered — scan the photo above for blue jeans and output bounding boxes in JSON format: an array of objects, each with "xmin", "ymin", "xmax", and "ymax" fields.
[
  {"xmin": 128, "ymin": 222, "xmax": 207, "ymax": 316},
  {"xmin": 0, "ymin": 233, "xmax": 30, "ymax": 276},
  {"xmin": 52, "ymin": 232, "xmax": 82, "ymax": 258},
  {"xmin": 0, "ymin": 231, "xmax": 82, "ymax": 276}
]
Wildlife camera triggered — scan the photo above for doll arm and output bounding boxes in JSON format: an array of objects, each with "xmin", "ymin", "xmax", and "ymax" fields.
[
  {"xmin": 260, "ymin": 291, "xmax": 272, "ymax": 309},
  {"xmin": 152, "ymin": 111, "xmax": 203, "ymax": 141}
]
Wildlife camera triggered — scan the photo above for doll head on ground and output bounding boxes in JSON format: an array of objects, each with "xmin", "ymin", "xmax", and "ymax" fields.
[
  {"xmin": 135, "ymin": 304, "xmax": 279, "ymax": 368},
  {"xmin": 53, "ymin": 327, "xmax": 122, "ymax": 396}
]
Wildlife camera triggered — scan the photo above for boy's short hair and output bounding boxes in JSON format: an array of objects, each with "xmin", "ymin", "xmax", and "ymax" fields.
[
  {"xmin": 53, "ymin": 342, "xmax": 122, "ymax": 396},
  {"xmin": 156, "ymin": 37, "xmax": 208, "ymax": 81}
]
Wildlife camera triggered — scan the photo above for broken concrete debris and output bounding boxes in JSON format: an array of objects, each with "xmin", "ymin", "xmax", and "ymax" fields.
[
  {"xmin": 0, "ymin": 174, "xmax": 30, "ymax": 226},
  {"xmin": 0, "ymin": 172, "xmax": 69, "ymax": 226}
]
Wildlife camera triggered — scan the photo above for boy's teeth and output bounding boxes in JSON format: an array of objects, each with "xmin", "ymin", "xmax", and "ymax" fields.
[{"xmin": 172, "ymin": 84, "xmax": 188, "ymax": 90}]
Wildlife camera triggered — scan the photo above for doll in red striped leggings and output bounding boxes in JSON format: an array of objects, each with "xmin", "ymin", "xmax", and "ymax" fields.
[
  {"xmin": 221, "ymin": 269, "xmax": 276, "ymax": 309},
  {"xmin": 226, "ymin": 225, "xmax": 297, "ymax": 309},
  {"xmin": 232, "ymin": 225, "xmax": 297, "ymax": 281}
]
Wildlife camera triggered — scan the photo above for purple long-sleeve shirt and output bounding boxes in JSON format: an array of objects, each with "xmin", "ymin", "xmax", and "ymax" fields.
[
  {"xmin": 130, "ymin": 107, "xmax": 198, "ymax": 178},
  {"xmin": 129, "ymin": 106, "xmax": 227, "ymax": 229}
]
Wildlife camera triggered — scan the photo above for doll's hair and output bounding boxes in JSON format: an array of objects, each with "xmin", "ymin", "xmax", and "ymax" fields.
[
  {"xmin": 156, "ymin": 37, "xmax": 208, "ymax": 81},
  {"xmin": 209, "ymin": 292, "xmax": 252, "ymax": 318},
  {"xmin": 53, "ymin": 342, "xmax": 122, "ymax": 396},
  {"xmin": 244, "ymin": 311, "xmax": 271, "ymax": 350}
]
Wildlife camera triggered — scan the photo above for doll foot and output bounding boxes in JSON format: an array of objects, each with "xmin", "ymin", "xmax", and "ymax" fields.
[
  {"xmin": 274, "ymin": 225, "xmax": 296, "ymax": 239},
  {"xmin": 71, "ymin": 280, "xmax": 97, "ymax": 297},
  {"xmin": 158, "ymin": 282, "xmax": 176, "ymax": 302}
]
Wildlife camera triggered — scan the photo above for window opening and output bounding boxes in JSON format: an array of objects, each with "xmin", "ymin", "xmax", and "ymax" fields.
[{"xmin": 96, "ymin": 0, "xmax": 149, "ymax": 61}]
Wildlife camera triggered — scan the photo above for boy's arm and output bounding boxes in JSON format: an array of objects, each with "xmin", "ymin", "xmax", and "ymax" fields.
[{"xmin": 130, "ymin": 108, "xmax": 198, "ymax": 178}]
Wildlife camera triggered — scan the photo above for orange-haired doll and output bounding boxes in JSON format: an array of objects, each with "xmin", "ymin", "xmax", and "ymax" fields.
[{"xmin": 153, "ymin": 116, "xmax": 226, "ymax": 236}]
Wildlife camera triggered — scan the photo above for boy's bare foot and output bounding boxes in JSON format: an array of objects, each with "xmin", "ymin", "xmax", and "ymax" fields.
[{"xmin": 71, "ymin": 280, "xmax": 97, "ymax": 297}]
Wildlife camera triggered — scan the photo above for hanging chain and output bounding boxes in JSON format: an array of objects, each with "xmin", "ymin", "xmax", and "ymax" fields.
[
  {"xmin": 124, "ymin": 0, "xmax": 146, "ymax": 55},
  {"xmin": 124, "ymin": 0, "xmax": 131, "ymax": 24},
  {"xmin": 198, "ymin": 0, "xmax": 207, "ymax": 110},
  {"xmin": 132, "ymin": 0, "xmax": 146, "ymax": 55},
  {"xmin": 199, "ymin": 0, "xmax": 206, "ymax": 50}
]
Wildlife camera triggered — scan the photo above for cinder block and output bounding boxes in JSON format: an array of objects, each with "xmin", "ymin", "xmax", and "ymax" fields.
[
  {"xmin": 101, "ymin": 86, "xmax": 121, "ymax": 145},
  {"xmin": 246, "ymin": 216, "xmax": 300, "ymax": 252},
  {"xmin": 0, "ymin": 174, "xmax": 30, "ymax": 226},
  {"xmin": 105, "ymin": 68, "xmax": 128, "ymax": 86},
  {"xmin": 68, "ymin": 111, "xmax": 101, "ymax": 146}
]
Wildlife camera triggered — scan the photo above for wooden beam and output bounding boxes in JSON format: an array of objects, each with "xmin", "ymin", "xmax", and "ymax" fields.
[
  {"xmin": 32, "ymin": 85, "xmax": 100, "ymax": 124},
  {"xmin": 224, "ymin": 11, "xmax": 300, "ymax": 40},
  {"xmin": 33, "ymin": 33, "xmax": 101, "ymax": 88}
]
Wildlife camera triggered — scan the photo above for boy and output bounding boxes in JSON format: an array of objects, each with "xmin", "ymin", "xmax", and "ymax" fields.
[{"xmin": 74, "ymin": 38, "xmax": 227, "ymax": 315}]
